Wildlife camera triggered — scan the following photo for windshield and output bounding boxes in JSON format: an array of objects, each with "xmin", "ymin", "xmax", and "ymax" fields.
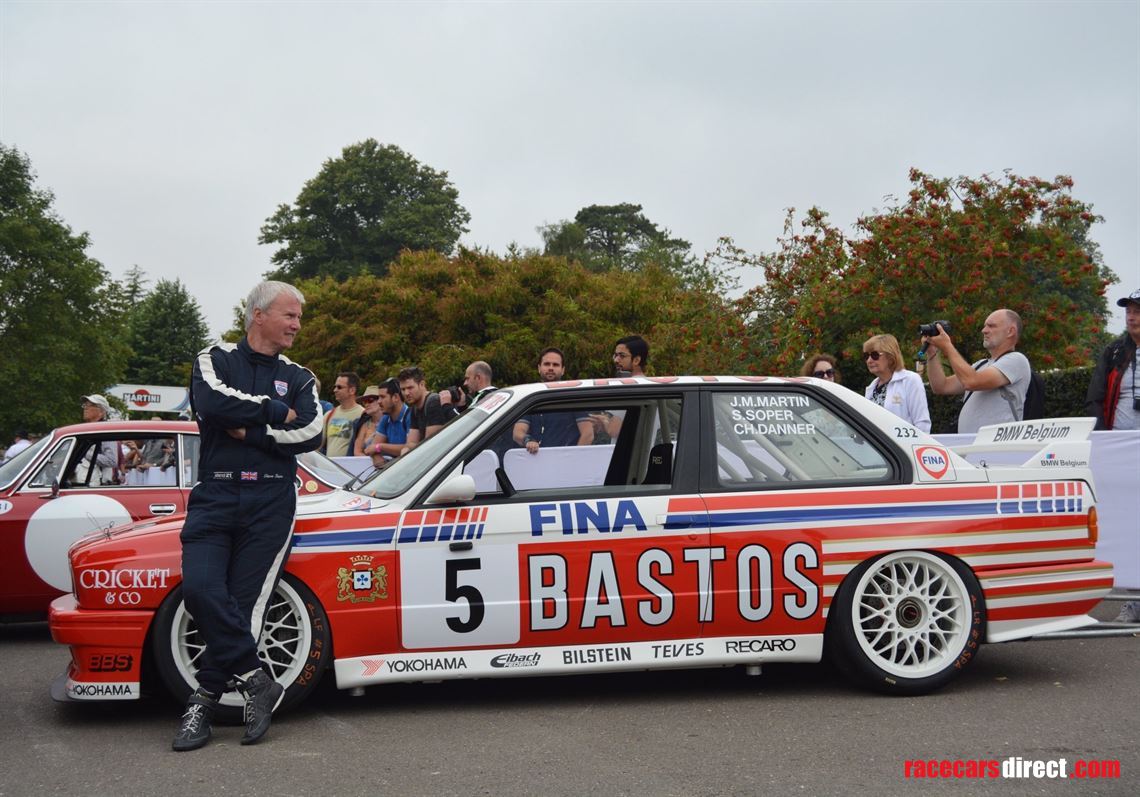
[
  {"xmin": 0, "ymin": 435, "xmax": 51, "ymax": 490},
  {"xmin": 357, "ymin": 396, "xmax": 505, "ymax": 500},
  {"xmin": 298, "ymin": 450, "xmax": 356, "ymax": 489}
]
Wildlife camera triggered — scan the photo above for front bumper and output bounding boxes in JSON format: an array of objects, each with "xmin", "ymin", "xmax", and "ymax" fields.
[{"xmin": 48, "ymin": 594, "xmax": 153, "ymax": 702}]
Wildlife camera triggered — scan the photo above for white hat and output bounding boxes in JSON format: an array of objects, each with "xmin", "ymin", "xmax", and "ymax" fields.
[{"xmin": 81, "ymin": 394, "xmax": 111, "ymax": 415}]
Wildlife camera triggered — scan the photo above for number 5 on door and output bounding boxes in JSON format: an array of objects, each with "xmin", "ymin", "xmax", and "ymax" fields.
[{"xmin": 399, "ymin": 545, "xmax": 521, "ymax": 649}]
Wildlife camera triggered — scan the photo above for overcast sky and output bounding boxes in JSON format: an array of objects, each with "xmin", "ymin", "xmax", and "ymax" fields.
[{"xmin": 2, "ymin": 1, "xmax": 1137, "ymax": 340}]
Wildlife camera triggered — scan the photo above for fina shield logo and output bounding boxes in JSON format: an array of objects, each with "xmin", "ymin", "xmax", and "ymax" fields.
[{"xmin": 915, "ymin": 446, "xmax": 951, "ymax": 480}]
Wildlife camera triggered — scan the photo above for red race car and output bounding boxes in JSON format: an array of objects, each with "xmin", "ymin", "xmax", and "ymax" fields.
[
  {"xmin": 0, "ymin": 420, "xmax": 351, "ymax": 621},
  {"xmin": 49, "ymin": 378, "xmax": 1112, "ymax": 718}
]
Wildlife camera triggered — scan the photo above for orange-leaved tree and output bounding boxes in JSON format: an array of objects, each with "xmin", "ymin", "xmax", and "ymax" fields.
[{"xmin": 725, "ymin": 169, "xmax": 1116, "ymax": 376}]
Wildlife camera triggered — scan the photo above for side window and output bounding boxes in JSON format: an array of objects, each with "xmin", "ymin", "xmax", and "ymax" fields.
[
  {"xmin": 27, "ymin": 439, "xmax": 74, "ymax": 488},
  {"xmin": 711, "ymin": 391, "xmax": 890, "ymax": 488},
  {"xmin": 463, "ymin": 397, "xmax": 684, "ymax": 497},
  {"xmin": 122, "ymin": 437, "xmax": 178, "ymax": 486},
  {"xmin": 60, "ymin": 438, "xmax": 122, "ymax": 488},
  {"xmin": 181, "ymin": 435, "xmax": 200, "ymax": 485}
]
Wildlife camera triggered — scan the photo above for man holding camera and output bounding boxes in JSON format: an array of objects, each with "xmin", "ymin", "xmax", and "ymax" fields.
[
  {"xmin": 923, "ymin": 309, "xmax": 1031, "ymax": 435},
  {"xmin": 1085, "ymin": 288, "xmax": 1140, "ymax": 431},
  {"xmin": 438, "ymin": 361, "xmax": 497, "ymax": 414}
]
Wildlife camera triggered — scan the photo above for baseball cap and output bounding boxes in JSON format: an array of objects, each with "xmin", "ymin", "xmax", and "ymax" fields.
[
  {"xmin": 81, "ymin": 394, "xmax": 111, "ymax": 414},
  {"xmin": 1116, "ymin": 288, "xmax": 1140, "ymax": 308}
]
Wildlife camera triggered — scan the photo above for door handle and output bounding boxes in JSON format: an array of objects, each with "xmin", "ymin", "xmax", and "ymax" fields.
[
  {"xmin": 150, "ymin": 503, "xmax": 177, "ymax": 515},
  {"xmin": 449, "ymin": 541, "xmax": 473, "ymax": 552}
]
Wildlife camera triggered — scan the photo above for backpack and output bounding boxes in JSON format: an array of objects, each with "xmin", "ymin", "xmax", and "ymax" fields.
[
  {"xmin": 963, "ymin": 352, "xmax": 1044, "ymax": 422},
  {"xmin": 1021, "ymin": 369, "xmax": 1045, "ymax": 421}
]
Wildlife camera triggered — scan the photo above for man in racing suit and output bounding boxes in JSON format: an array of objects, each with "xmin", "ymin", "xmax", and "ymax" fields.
[{"xmin": 172, "ymin": 281, "xmax": 323, "ymax": 752}]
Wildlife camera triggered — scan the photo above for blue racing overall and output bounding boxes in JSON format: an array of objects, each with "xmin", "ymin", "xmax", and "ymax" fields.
[{"xmin": 180, "ymin": 338, "xmax": 323, "ymax": 696}]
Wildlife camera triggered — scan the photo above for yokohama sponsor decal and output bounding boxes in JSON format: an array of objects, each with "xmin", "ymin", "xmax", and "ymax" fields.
[
  {"xmin": 333, "ymin": 635, "xmax": 823, "ymax": 688},
  {"xmin": 66, "ymin": 680, "xmax": 139, "ymax": 700}
]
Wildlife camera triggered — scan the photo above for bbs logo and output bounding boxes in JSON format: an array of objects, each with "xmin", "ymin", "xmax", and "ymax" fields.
[{"xmin": 89, "ymin": 654, "xmax": 133, "ymax": 672}]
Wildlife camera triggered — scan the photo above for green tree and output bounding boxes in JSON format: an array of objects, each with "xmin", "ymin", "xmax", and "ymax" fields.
[
  {"xmin": 259, "ymin": 139, "xmax": 471, "ymax": 281},
  {"xmin": 0, "ymin": 143, "xmax": 130, "ymax": 436},
  {"xmin": 725, "ymin": 169, "xmax": 1116, "ymax": 376},
  {"xmin": 125, "ymin": 276, "xmax": 211, "ymax": 386},
  {"xmin": 540, "ymin": 203, "xmax": 694, "ymax": 278},
  {"xmin": 262, "ymin": 247, "xmax": 746, "ymax": 396}
]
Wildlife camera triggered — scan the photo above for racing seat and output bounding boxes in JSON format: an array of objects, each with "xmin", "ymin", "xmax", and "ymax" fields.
[{"xmin": 642, "ymin": 442, "xmax": 673, "ymax": 485}]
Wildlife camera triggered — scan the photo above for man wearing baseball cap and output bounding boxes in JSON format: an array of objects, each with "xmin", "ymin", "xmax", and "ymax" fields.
[
  {"xmin": 73, "ymin": 393, "xmax": 117, "ymax": 485},
  {"xmin": 1084, "ymin": 288, "xmax": 1140, "ymax": 623},
  {"xmin": 1085, "ymin": 289, "xmax": 1140, "ymax": 431},
  {"xmin": 80, "ymin": 394, "xmax": 112, "ymax": 421}
]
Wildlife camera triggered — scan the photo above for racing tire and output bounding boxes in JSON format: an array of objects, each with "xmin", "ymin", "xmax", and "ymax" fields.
[
  {"xmin": 825, "ymin": 550, "xmax": 984, "ymax": 696},
  {"xmin": 150, "ymin": 573, "xmax": 331, "ymax": 723}
]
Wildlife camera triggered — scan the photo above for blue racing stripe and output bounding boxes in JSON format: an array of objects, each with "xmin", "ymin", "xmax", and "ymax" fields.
[
  {"xmin": 294, "ymin": 528, "xmax": 396, "ymax": 547},
  {"xmin": 705, "ymin": 502, "xmax": 1000, "ymax": 528}
]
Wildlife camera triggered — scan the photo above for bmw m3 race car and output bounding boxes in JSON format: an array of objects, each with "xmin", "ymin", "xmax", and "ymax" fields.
[
  {"xmin": 49, "ymin": 376, "xmax": 1112, "ymax": 717},
  {"xmin": 0, "ymin": 420, "xmax": 351, "ymax": 620}
]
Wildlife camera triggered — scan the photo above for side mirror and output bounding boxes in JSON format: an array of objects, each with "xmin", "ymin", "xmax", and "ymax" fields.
[
  {"xmin": 39, "ymin": 478, "xmax": 61, "ymax": 500},
  {"xmin": 424, "ymin": 474, "xmax": 476, "ymax": 506}
]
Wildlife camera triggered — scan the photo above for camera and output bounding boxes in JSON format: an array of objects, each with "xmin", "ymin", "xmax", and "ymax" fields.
[
  {"xmin": 918, "ymin": 320, "xmax": 952, "ymax": 338},
  {"xmin": 917, "ymin": 320, "xmax": 952, "ymax": 360},
  {"xmin": 445, "ymin": 386, "xmax": 464, "ymax": 403}
]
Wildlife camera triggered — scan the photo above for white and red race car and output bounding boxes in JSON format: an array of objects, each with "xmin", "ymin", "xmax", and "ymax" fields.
[
  {"xmin": 0, "ymin": 420, "xmax": 351, "ymax": 620},
  {"xmin": 49, "ymin": 377, "xmax": 1111, "ymax": 717}
]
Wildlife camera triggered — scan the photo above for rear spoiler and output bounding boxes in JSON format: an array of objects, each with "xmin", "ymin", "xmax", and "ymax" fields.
[
  {"xmin": 950, "ymin": 418, "xmax": 1095, "ymax": 470},
  {"xmin": 952, "ymin": 417, "xmax": 1094, "ymax": 454}
]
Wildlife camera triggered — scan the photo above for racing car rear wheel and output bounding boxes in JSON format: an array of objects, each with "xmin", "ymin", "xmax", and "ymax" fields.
[
  {"xmin": 826, "ymin": 551, "xmax": 984, "ymax": 696},
  {"xmin": 150, "ymin": 573, "xmax": 331, "ymax": 723}
]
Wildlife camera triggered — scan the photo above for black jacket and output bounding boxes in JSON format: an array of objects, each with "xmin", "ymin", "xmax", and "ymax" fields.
[
  {"xmin": 1084, "ymin": 333, "xmax": 1138, "ymax": 430},
  {"xmin": 190, "ymin": 338, "xmax": 323, "ymax": 481}
]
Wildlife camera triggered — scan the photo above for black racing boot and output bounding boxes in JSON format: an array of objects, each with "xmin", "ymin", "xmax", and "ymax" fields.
[
  {"xmin": 172, "ymin": 688, "xmax": 218, "ymax": 752},
  {"xmin": 234, "ymin": 669, "xmax": 285, "ymax": 745}
]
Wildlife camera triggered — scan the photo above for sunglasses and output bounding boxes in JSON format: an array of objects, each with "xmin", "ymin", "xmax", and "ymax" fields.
[
  {"xmin": 359, "ymin": 396, "xmax": 378, "ymax": 405},
  {"xmin": 864, "ymin": 351, "xmax": 883, "ymax": 361},
  {"xmin": 813, "ymin": 369, "xmax": 836, "ymax": 378}
]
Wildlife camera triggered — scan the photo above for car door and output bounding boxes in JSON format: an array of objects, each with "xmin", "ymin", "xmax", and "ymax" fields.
[
  {"xmin": 2, "ymin": 431, "xmax": 190, "ymax": 614},
  {"xmin": 696, "ymin": 385, "xmax": 902, "ymax": 659},
  {"xmin": 392, "ymin": 389, "xmax": 713, "ymax": 674},
  {"xmin": 0, "ymin": 435, "xmax": 75, "ymax": 614}
]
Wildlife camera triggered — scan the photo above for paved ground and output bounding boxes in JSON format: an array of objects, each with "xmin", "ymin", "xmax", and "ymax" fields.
[{"xmin": 2, "ymin": 601, "xmax": 1137, "ymax": 797}]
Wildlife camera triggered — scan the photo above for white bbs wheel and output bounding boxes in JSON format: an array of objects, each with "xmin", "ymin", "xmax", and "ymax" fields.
[
  {"xmin": 828, "ymin": 551, "xmax": 984, "ymax": 695},
  {"xmin": 151, "ymin": 574, "xmax": 331, "ymax": 722},
  {"xmin": 170, "ymin": 579, "xmax": 311, "ymax": 708}
]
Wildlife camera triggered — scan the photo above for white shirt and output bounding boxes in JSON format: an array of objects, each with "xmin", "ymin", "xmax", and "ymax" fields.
[
  {"xmin": 864, "ymin": 369, "xmax": 932, "ymax": 432},
  {"xmin": 1113, "ymin": 351, "xmax": 1139, "ymax": 430},
  {"xmin": 3, "ymin": 438, "xmax": 31, "ymax": 461}
]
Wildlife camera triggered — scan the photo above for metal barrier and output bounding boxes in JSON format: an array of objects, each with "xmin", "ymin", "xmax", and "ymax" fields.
[{"xmin": 1027, "ymin": 589, "xmax": 1139, "ymax": 640}]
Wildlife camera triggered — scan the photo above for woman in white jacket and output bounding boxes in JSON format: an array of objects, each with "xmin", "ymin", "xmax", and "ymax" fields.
[{"xmin": 862, "ymin": 333, "xmax": 931, "ymax": 432}]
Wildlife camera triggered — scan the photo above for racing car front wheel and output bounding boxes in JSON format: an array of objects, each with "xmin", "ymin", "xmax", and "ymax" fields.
[
  {"xmin": 826, "ymin": 551, "xmax": 984, "ymax": 696},
  {"xmin": 150, "ymin": 573, "xmax": 331, "ymax": 723}
]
